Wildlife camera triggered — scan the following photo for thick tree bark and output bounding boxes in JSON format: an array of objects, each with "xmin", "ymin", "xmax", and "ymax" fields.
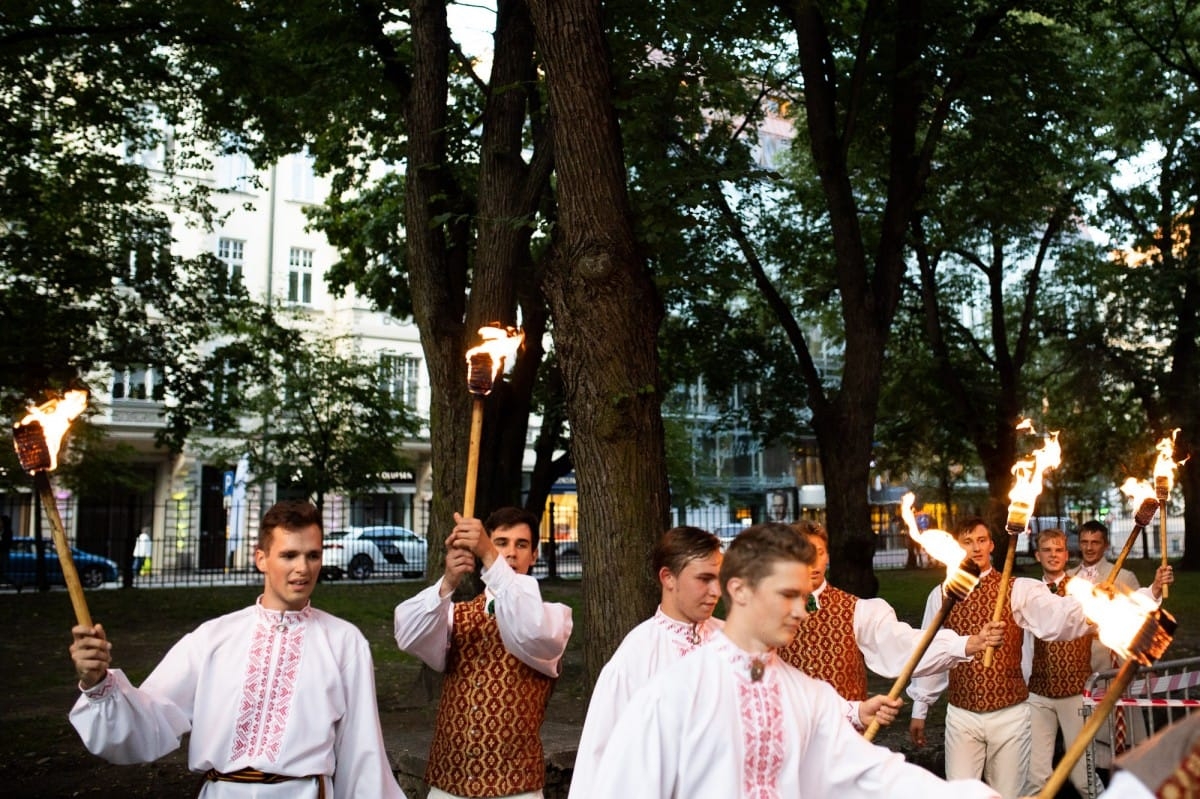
[
  {"xmin": 528, "ymin": 0, "xmax": 670, "ymax": 684},
  {"xmin": 405, "ymin": 0, "xmax": 551, "ymax": 581}
]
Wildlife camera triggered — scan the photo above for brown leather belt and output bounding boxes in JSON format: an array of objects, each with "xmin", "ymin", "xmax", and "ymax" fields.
[{"xmin": 200, "ymin": 766, "xmax": 326, "ymax": 798}]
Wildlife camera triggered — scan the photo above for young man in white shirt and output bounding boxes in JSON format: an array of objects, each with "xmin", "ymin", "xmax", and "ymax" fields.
[
  {"xmin": 590, "ymin": 522, "xmax": 1002, "ymax": 799},
  {"xmin": 570, "ymin": 526, "xmax": 724, "ymax": 798},
  {"xmin": 69, "ymin": 500, "xmax": 406, "ymax": 798}
]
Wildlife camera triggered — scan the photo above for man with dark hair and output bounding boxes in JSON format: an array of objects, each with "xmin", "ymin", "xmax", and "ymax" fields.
[
  {"xmin": 590, "ymin": 522, "xmax": 1002, "ymax": 799},
  {"xmin": 68, "ymin": 499, "xmax": 405, "ymax": 798},
  {"xmin": 570, "ymin": 526, "xmax": 724, "ymax": 798},
  {"xmin": 780, "ymin": 521, "xmax": 1002, "ymax": 731},
  {"xmin": 394, "ymin": 508, "xmax": 573, "ymax": 799},
  {"xmin": 908, "ymin": 517, "xmax": 1093, "ymax": 799}
]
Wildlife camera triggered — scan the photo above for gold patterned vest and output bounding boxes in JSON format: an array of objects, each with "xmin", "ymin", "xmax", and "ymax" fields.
[
  {"xmin": 778, "ymin": 585, "xmax": 868, "ymax": 701},
  {"xmin": 1029, "ymin": 576, "xmax": 1095, "ymax": 699},
  {"xmin": 945, "ymin": 570, "xmax": 1028, "ymax": 712},
  {"xmin": 425, "ymin": 594, "xmax": 555, "ymax": 797}
]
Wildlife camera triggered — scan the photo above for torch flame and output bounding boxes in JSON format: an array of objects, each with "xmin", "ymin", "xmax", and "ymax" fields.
[
  {"xmin": 464, "ymin": 325, "xmax": 524, "ymax": 396},
  {"xmin": 1153, "ymin": 430, "xmax": 1187, "ymax": 499},
  {"xmin": 1005, "ymin": 423, "xmax": 1061, "ymax": 534},
  {"xmin": 901, "ymin": 493, "xmax": 976, "ymax": 597},
  {"xmin": 1066, "ymin": 578, "xmax": 1168, "ymax": 663},
  {"xmin": 14, "ymin": 390, "xmax": 88, "ymax": 471}
]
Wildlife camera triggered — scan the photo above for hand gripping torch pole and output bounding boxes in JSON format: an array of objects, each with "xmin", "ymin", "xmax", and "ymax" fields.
[
  {"xmin": 12, "ymin": 418, "xmax": 92, "ymax": 628},
  {"xmin": 864, "ymin": 558, "xmax": 982, "ymax": 742},
  {"xmin": 984, "ymin": 505, "xmax": 1029, "ymax": 668},
  {"xmin": 1106, "ymin": 497, "xmax": 1160, "ymax": 588}
]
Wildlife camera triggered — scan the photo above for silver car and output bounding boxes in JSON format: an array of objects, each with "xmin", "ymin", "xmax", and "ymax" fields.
[{"xmin": 321, "ymin": 525, "xmax": 427, "ymax": 580}]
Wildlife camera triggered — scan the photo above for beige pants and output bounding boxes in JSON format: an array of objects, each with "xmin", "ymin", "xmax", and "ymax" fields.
[
  {"xmin": 945, "ymin": 701, "xmax": 1032, "ymax": 799},
  {"xmin": 1028, "ymin": 691, "xmax": 1102, "ymax": 796}
]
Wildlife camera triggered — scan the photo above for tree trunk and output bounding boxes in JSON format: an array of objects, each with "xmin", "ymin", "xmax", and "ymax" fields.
[{"xmin": 528, "ymin": 0, "xmax": 669, "ymax": 685}]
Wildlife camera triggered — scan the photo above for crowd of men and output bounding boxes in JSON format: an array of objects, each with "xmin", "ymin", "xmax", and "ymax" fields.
[{"xmin": 66, "ymin": 500, "xmax": 1188, "ymax": 798}]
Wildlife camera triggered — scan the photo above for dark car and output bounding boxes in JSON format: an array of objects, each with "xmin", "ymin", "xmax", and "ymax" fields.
[{"xmin": 3, "ymin": 536, "xmax": 120, "ymax": 589}]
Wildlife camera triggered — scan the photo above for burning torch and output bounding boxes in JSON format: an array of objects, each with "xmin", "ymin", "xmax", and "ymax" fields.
[
  {"xmin": 462, "ymin": 324, "xmax": 524, "ymax": 519},
  {"xmin": 11, "ymin": 390, "xmax": 92, "ymax": 627},
  {"xmin": 863, "ymin": 493, "xmax": 982, "ymax": 742},
  {"xmin": 1153, "ymin": 430, "xmax": 1185, "ymax": 600},
  {"xmin": 984, "ymin": 424, "xmax": 1060, "ymax": 667},
  {"xmin": 1036, "ymin": 582, "xmax": 1176, "ymax": 798},
  {"xmin": 1106, "ymin": 478, "xmax": 1160, "ymax": 584}
]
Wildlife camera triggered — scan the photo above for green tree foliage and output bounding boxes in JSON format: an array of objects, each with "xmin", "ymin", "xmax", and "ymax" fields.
[
  {"xmin": 194, "ymin": 309, "xmax": 423, "ymax": 512},
  {"xmin": 0, "ymin": 3, "xmax": 265, "ymax": 489}
]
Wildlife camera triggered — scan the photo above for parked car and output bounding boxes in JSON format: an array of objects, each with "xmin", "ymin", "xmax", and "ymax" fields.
[
  {"xmin": 3, "ymin": 536, "xmax": 119, "ymax": 589},
  {"xmin": 321, "ymin": 525, "xmax": 427, "ymax": 580},
  {"xmin": 714, "ymin": 522, "xmax": 751, "ymax": 552}
]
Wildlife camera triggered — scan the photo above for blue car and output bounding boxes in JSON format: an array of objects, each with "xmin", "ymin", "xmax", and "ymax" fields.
[{"xmin": 3, "ymin": 536, "xmax": 119, "ymax": 589}]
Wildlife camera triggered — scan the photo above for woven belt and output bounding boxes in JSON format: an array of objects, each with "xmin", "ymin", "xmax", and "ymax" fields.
[{"xmin": 200, "ymin": 767, "xmax": 326, "ymax": 798}]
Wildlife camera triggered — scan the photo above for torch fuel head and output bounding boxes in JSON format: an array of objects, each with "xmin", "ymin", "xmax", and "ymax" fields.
[
  {"xmin": 1128, "ymin": 608, "xmax": 1177, "ymax": 666},
  {"xmin": 1156, "ymin": 475, "xmax": 1170, "ymax": 502},
  {"xmin": 12, "ymin": 420, "xmax": 51, "ymax": 472},
  {"xmin": 944, "ymin": 557, "xmax": 983, "ymax": 603},
  {"xmin": 1005, "ymin": 501, "xmax": 1031, "ymax": 536},
  {"xmin": 467, "ymin": 353, "xmax": 496, "ymax": 396},
  {"xmin": 1134, "ymin": 497, "xmax": 1160, "ymax": 528}
]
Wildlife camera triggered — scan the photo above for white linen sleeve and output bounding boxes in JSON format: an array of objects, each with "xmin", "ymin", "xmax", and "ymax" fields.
[
  {"xmin": 69, "ymin": 657, "xmax": 193, "ymax": 765},
  {"xmin": 906, "ymin": 586, "xmax": 948, "ymax": 720},
  {"xmin": 331, "ymin": 633, "xmax": 408, "ymax": 799},
  {"xmin": 392, "ymin": 579, "xmax": 455, "ymax": 671},
  {"xmin": 569, "ymin": 660, "xmax": 630, "ymax": 799},
  {"xmin": 1011, "ymin": 577, "xmax": 1093, "ymax": 641},
  {"xmin": 482, "ymin": 556, "xmax": 573, "ymax": 677},
  {"xmin": 799, "ymin": 677, "xmax": 1001, "ymax": 799},
  {"xmin": 853, "ymin": 597, "xmax": 970, "ymax": 678}
]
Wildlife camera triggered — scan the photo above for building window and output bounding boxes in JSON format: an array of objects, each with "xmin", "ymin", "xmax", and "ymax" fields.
[
  {"xmin": 215, "ymin": 151, "xmax": 255, "ymax": 191},
  {"xmin": 380, "ymin": 353, "xmax": 421, "ymax": 407},
  {"xmin": 112, "ymin": 366, "xmax": 160, "ymax": 400},
  {"xmin": 288, "ymin": 248, "xmax": 313, "ymax": 305},
  {"xmin": 217, "ymin": 237, "xmax": 245, "ymax": 293},
  {"xmin": 291, "ymin": 152, "xmax": 317, "ymax": 203}
]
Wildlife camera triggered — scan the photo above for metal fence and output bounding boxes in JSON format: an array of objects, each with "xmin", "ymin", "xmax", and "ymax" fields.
[
  {"xmin": 1081, "ymin": 656, "xmax": 1200, "ymax": 798},
  {"xmin": 0, "ymin": 493, "xmax": 1183, "ymax": 591}
]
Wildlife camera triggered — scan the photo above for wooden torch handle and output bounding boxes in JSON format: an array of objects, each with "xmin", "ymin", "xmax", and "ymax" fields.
[
  {"xmin": 1160, "ymin": 511, "xmax": 1169, "ymax": 599},
  {"xmin": 983, "ymin": 532, "xmax": 1018, "ymax": 668},
  {"xmin": 34, "ymin": 471, "xmax": 93, "ymax": 628},
  {"xmin": 462, "ymin": 397, "xmax": 484, "ymax": 519},
  {"xmin": 1037, "ymin": 658, "xmax": 1139, "ymax": 798},
  {"xmin": 863, "ymin": 597, "xmax": 955, "ymax": 742}
]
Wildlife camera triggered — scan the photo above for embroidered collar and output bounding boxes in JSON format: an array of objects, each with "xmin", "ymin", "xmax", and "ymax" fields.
[
  {"xmin": 255, "ymin": 596, "xmax": 313, "ymax": 632},
  {"xmin": 712, "ymin": 632, "xmax": 776, "ymax": 683},
  {"xmin": 653, "ymin": 607, "xmax": 709, "ymax": 647}
]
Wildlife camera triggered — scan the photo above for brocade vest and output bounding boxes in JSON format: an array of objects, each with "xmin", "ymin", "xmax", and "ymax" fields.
[
  {"xmin": 425, "ymin": 594, "xmax": 555, "ymax": 797},
  {"xmin": 778, "ymin": 585, "xmax": 869, "ymax": 701},
  {"xmin": 1029, "ymin": 576, "xmax": 1095, "ymax": 699},
  {"xmin": 945, "ymin": 570, "xmax": 1029, "ymax": 712}
]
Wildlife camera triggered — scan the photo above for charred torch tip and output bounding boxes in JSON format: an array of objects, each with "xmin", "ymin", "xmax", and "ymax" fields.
[
  {"xmin": 1134, "ymin": 498, "xmax": 1160, "ymax": 527},
  {"xmin": 1129, "ymin": 608, "xmax": 1177, "ymax": 666},
  {"xmin": 12, "ymin": 419, "xmax": 51, "ymax": 472},
  {"xmin": 945, "ymin": 558, "xmax": 982, "ymax": 602},
  {"xmin": 467, "ymin": 353, "xmax": 496, "ymax": 396},
  {"xmin": 1156, "ymin": 475, "xmax": 1170, "ymax": 500}
]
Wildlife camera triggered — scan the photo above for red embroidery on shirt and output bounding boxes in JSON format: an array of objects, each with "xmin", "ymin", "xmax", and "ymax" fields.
[
  {"xmin": 230, "ymin": 605, "xmax": 309, "ymax": 763},
  {"xmin": 652, "ymin": 609, "xmax": 714, "ymax": 658}
]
